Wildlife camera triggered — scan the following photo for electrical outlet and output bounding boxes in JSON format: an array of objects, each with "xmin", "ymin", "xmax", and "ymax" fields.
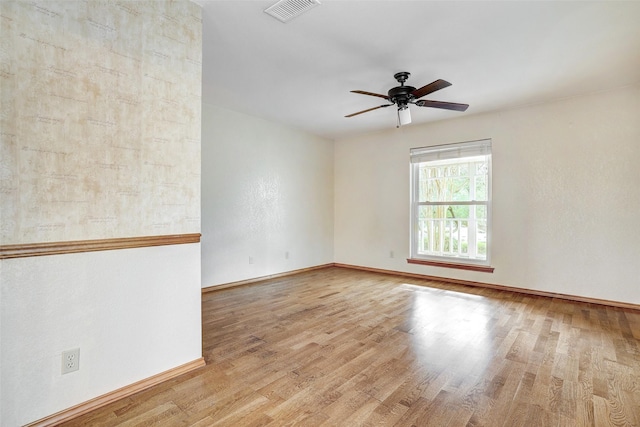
[
  {"xmin": 390, "ymin": 250, "xmax": 395, "ymax": 258},
  {"xmin": 62, "ymin": 348, "xmax": 80, "ymax": 374},
  {"xmin": 249, "ymin": 256, "xmax": 254, "ymax": 264},
  {"xmin": 285, "ymin": 251, "xmax": 289, "ymax": 260}
]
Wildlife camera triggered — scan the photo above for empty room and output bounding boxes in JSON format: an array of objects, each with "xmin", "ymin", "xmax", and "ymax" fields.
[{"xmin": 1, "ymin": 0, "xmax": 639, "ymax": 426}]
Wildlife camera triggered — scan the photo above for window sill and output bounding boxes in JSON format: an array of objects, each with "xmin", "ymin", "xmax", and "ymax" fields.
[{"xmin": 407, "ymin": 258, "xmax": 494, "ymax": 273}]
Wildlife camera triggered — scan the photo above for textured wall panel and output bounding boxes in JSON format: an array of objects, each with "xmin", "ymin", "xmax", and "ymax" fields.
[{"xmin": 0, "ymin": 1, "xmax": 202, "ymax": 244}]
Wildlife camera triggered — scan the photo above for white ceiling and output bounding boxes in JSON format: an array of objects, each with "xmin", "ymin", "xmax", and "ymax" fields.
[{"xmin": 199, "ymin": 1, "xmax": 640, "ymax": 140}]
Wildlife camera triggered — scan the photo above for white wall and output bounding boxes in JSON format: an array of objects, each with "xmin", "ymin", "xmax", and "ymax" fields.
[
  {"xmin": 201, "ymin": 104, "xmax": 334, "ymax": 287},
  {"xmin": 335, "ymin": 85, "xmax": 640, "ymax": 305},
  {"xmin": 0, "ymin": 244, "xmax": 202, "ymax": 426}
]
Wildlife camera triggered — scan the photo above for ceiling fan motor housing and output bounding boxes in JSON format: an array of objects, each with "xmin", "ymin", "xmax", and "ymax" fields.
[{"xmin": 388, "ymin": 85, "xmax": 416, "ymax": 107}]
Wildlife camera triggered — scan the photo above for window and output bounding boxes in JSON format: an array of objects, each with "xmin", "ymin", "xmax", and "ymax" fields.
[{"xmin": 409, "ymin": 139, "xmax": 492, "ymax": 270}]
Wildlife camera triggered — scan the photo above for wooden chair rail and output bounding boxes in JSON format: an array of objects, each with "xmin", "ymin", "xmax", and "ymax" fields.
[{"xmin": 0, "ymin": 233, "xmax": 201, "ymax": 259}]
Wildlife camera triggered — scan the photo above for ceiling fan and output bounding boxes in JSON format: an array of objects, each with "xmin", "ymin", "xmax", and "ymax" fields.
[{"xmin": 345, "ymin": 72, "xmax": 469, "ymax": 126}]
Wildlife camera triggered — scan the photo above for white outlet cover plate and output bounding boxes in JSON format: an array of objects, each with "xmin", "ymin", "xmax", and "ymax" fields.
[{"xmin": 62, "ymin": 348, "xmax": 80, "ymax": 374}]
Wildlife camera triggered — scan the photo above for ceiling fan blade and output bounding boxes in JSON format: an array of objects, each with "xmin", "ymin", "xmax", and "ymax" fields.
[
  {"xmin": 350, "ymin": 90, "xmax": 390, "ymax": 100},
  {"xmin": 345, "ymin": 104, "xmax": 393, "ymax": 118},
  {"xmin": 411, "ymin": 79, "xmax": 452, "ymax": 100},
  {"xmin": 415, "ymin": 99, "xmax": 469, "ymax": 111}
]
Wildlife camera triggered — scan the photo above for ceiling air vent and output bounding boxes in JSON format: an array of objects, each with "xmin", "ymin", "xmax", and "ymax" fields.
[{"xmin": 264, "ymin": 0, "xmax": 321, "ymax": 23}]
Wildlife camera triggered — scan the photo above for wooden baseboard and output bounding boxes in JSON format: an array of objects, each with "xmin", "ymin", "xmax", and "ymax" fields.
[
  {"xmin": 0, "ymin": 234, "xmax": 201, "ymax": 259},
  {"xmin": 333, "ymin": 263, "xmax": 640, "ymax": 311},
  {"xmin": 202, "ymin": 263, "xmax": 335, "ymax": 293},
  {"xmin": 25, "ymin": 357, "xmax": 206, "ymax": 427}
]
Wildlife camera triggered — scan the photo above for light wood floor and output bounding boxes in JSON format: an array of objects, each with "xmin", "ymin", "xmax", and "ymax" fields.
[{"xmin": 64, "ymin": 266, "xmax": 640, "ymax": 426}]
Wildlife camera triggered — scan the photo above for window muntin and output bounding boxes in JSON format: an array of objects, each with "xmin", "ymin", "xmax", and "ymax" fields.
[{"xmin": 410, "ymin": 140, "xmax": 491, "ymax": 264}]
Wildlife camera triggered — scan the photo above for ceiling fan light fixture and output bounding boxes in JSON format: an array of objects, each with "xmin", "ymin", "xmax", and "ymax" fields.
[{"xmin": 398, "ymin": 106, "xmax": 411, "ymax": 126}]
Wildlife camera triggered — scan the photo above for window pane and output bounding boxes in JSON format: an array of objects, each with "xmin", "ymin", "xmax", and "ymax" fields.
[
  {"xmin": 475, "ymin": 174, "xmax": 487, "ymax": 201},
  {"xmin": 417, "ymin": 203, "xmax": 485, "ymax": 260},
  {"xmin": 477, "ymin": 221, "xmax": 487, "ymax": 256},
  {"xmin": 419, "ymin": 168, "xmax": 471, "ymax": 203},
  {"xmin": 476, "ymin": 205, "xmax": 487, "ymax": 221},
  {"xmin": 450, "ymin": 204, "xmax": 469, "ymax": 219},
  {"xmin": 418, "ymin": 157, "xmax": 488, "ymax": 203},
  {"xmin": 451, "ymin": 177, "xmax": 469, "ymax": 201}
]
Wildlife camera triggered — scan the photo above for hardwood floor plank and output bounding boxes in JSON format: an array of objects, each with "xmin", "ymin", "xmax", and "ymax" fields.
[
  {"xmin": 391, "ymin": 396, "xmax": 433, "ymax": 427},
  {"xmin": 59, "ymin": 267, "xmax": 640, "ymax": 426},
  {"xmin": 575, "ymin": 398, "xmax": 595, "ymax": 427},
  {"xmin": 359, "ymin": 402, "xmax": 409, "ymax": 427},
  {"xmin": 116, "ymin": 402, "xmax": 185, "ymax": 427},
  {"xmin": 592, "ymin": 395, "xmax": 613, "ymax": 426}
]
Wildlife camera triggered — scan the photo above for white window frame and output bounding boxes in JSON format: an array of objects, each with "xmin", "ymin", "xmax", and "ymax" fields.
[{"xmin": 409, "ymin": 139, "xmax": 492, "ymax": 267}]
